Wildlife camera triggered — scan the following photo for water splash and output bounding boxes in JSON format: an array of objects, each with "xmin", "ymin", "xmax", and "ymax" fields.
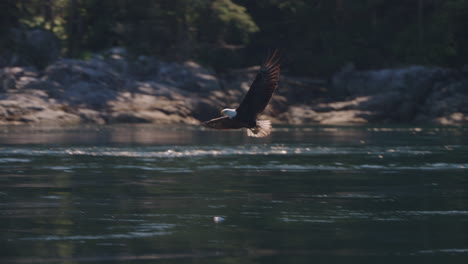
[{"xmin": 0, "ymin": 145, "xmax": 439, "ymax": 158}]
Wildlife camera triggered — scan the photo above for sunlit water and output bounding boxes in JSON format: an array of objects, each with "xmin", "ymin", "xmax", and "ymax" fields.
[{"xmin": 1, "ymin": 125, "xmax": 468, "ymax": 263}]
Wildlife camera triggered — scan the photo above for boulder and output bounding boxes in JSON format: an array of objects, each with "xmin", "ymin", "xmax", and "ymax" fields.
[
  {"xmin": 44, "ymin": 58, "xmax": 123, "ymax": 88},
  {"xmin": 157, "ymin": 60, "xmax": 220, "ymax": 92},
  {"xmin": 0, "ymin": 66, "xmax": 39, "ymax": 91},
  {"xmin": 329, "ymin": 66, "xmax": 468, "ymax": 124},
  {"xmin": 331, "ymin": 66, "xmax": 452, "ymax": 97},
  {"xmin": 2, "ymin": 46, "xmax": 468, "ymax": 126}
]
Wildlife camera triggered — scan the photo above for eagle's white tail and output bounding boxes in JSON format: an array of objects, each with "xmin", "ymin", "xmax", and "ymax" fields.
[{"xmin": 247, "ymin": 120, "xmax": 272, "ymax": 138}]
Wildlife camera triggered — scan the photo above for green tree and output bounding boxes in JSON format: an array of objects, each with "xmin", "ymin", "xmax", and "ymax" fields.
[
  {"xmin": 208, "ymin": 0, "xmax": 259, "ymax": 44},
  {"xmin": 2, "ymin": 0, "xmax": 468, "ymax": 74}
]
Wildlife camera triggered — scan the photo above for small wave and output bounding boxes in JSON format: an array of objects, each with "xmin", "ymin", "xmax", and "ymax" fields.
[
  {"xmin": 396, "ymin": 210, "xmax": 468, "ymax": 216},
  {"xmin": 355, "ymin": 163, "xmax": 468, "ymax": 170},
  {"xmin": 21, "ymin": 222, "xmax": 175, "ymax": 241},
  {"xmin": 68, "ymin": 162, "xmax": 466, "ymax": 172},
  {"xmin": 416, "ymin": 248, "xmax": 468, "ymax": 255},
  {"xmin": 357, "ymin": 164, "xmax": 387, "ymax": 169},
  {"xmin": 196, "ymin": 163, "xmax": 468, "ymax": 171},
  {"xmin": 279, "ymin": 212, "xmax": 335, "ymax": 223},
  {"xmin": 0, "ymin": 158, "xmax": 31, "ymax": 163},
  {"xmin": 21, "ymin": 231, "xmax": 171, "ymax": 241},
  {"xmin": 331, "ymin": 193, "xmax": 387, "ymax": 199},
  {"xmin": 48, "ymin": 166, "xmax": 74, "ymax": 171},
  {"xmin": 3, "ymin": 147, "xmax": 331, "ymax": 158},
  {"xmin": 427, "ymin": 163, "xmax": 467, "ymax": 169},
  {"xmin": 402, "ymin": 163, "xmax": 468, "ymax": 170},
  {"xmin": 0, "ymin": 145, "xmax": 439, "ymax": 159},
  {"xmin": 114, "ymin": 165, "xmax": 161, "ymax": 171},
  {"xmin": 280, "ymin": 217, "xmax": 334, "ymax": 223},
  {"xmin": 40, "ymin": 195, "xmax": 63, "ymax": 200}
]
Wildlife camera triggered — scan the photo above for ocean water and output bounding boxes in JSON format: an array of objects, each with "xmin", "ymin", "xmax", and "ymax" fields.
[{"xmin": 1, "ymin": 125, "xmax": 468, "ymax": 263}]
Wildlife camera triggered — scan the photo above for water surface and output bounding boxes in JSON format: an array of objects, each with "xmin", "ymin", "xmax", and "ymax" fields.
[{"xmin": 1, "ymin": 125, "xmax": 468, "ymax": 263}]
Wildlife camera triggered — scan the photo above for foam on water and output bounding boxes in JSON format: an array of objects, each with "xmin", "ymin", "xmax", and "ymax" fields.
[
  {"xmin": 0, "ymin": 158, "xmax": 31, "ymax": 163},
  {"xmin": 396, "ymin": 210, "xmax": 468, "ymax": 216},
  {"xmin": 21, "ymin": 222, "xmax": 176, "ymax": 241},
  {"xmin": 0, "ymin": 145, "xmax": 439, "ymax": 158},
  {"xmin": 416, "ymin": 248, "xmax": 468, "ymax": 255},
  {"xmin": 200, "ymin": 163, "xmax": 468, "ymax": 171},
  {"xmin": 1, "ymin": 143, "xmax": 467, "ymax": 173},
  {"xmin": 21, "ymin": 231, "xmax": 171, "ymax": 241}
]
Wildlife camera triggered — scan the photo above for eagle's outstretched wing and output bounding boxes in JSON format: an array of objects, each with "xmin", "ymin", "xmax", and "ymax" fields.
[
  {"xmin": 201, "ymin": 116, "xmax": 245, "ymax": 130},
  {"xmin": 236, "ymin": 50, "xmax": 281, "ymax": 119}
]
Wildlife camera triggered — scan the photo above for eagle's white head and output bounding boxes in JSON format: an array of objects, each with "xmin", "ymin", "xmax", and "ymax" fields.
[{"xmin": 221, "ymin": 108, "xmax": 237, "ymax": 119}]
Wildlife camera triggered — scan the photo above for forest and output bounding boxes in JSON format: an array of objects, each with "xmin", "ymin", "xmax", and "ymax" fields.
[{"xmin": 1, "ymin": 0, "xmax": 468, "ymax": 76}]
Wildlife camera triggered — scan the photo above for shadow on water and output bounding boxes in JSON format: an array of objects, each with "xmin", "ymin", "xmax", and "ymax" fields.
[{"xmin": 1, "ymin": 124, "xmax": 468, "ymax": 263}]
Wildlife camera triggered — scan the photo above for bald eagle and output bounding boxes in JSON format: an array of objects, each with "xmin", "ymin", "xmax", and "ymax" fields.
[{"xmin": 202, "ymin": 50, "xmax": 281, "ymax": 137}]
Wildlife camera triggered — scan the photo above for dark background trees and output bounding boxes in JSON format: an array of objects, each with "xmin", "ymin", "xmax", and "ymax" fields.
[{"xmin": 1, "ymin": 0, "xmax": 468, "ymax": 76}]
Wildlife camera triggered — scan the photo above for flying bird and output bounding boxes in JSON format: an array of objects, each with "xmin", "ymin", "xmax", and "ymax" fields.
[{"xmin": 202, "ymin": 50, "xmax": 281, "ymax": 137}]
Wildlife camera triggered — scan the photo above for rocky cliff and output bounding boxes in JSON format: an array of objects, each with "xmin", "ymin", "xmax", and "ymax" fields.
[{"xmin": 1, "ymin": 47, "xmax": 467, "ymax": 126}]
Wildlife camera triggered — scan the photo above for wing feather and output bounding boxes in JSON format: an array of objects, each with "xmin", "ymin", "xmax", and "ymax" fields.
[
  {"xmin": 236, "ymin": 50, "xmax": 281, "ymax": 119},
  {"xmin": 201, "ymin": 116, "xmax": 245, "ymax": 129}
]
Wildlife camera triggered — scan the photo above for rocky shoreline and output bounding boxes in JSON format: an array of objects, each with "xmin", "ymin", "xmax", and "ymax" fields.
[{"xmin": 1, "ymin": 47, "xmax": 468, "ymax": 126}]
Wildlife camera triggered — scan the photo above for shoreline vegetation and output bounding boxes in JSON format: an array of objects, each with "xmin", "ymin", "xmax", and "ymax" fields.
[{"xmin": 2, "ymin": 0, "xmax": 468, "ymax": 126}]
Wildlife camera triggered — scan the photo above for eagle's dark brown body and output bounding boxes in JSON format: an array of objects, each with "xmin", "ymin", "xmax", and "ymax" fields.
[{"xmin": 202, "ymin": 50, "xmax": 281, "ymax": 137}]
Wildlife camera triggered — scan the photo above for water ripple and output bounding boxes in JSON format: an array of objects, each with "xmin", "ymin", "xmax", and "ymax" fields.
[
  {"xmin": 0, "ymin": 158, "xmax": 31, "ymax": 163},
  {"xmin": 20, "ymin": 223, "xmax": 175, "ymax": 241},
  {"xmin": 416, "ymin": 248, "xmax": 468, "ymax": 255},
  {"xmin": 20, "ymin": 231, "xmax": 171, "ymax": 241},
  {"xmin": 0, "ymin": 145, "xmax": 438, "ymax": 158}
]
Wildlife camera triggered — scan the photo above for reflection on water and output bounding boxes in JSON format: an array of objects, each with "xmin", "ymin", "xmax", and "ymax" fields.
[{"xmin": 1, "ymin": 125, "xmax": 468, "ymax": 263}]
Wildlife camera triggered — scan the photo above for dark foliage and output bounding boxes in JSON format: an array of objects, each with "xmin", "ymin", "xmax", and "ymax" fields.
[{"xmin": 1, "ymin": 0, "xmax": 468, "ymax": 75}]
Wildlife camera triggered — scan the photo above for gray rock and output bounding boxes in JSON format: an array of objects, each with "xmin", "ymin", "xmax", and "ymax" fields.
[
  {"xmin": 44, "ymin": 59, "xmax": 123, "ymax": 89},
  {"xmin": 328, "ymin": 66, "xmax": 468, "ymax": 124},
  {"xmin": 61, "ymin": 81, "xmax": 117, "ymax": 109},
  {"xmin": 158, "ymin": 61, "xmax": 220, "ymax": 92},
  {"xmin": 2, "ymin": 48, "xmax": 468, "ymax": 126},
  {"xmin": 108, "ymin": 112, "xmax": 152, "ymax": 124},
  {"xmin": 77, "ymin": 108, "xmax": 106, "ymax": 124},
  {"xmin": 0, "ymin": 67, "xmax": 39, "ymax": 91}
]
